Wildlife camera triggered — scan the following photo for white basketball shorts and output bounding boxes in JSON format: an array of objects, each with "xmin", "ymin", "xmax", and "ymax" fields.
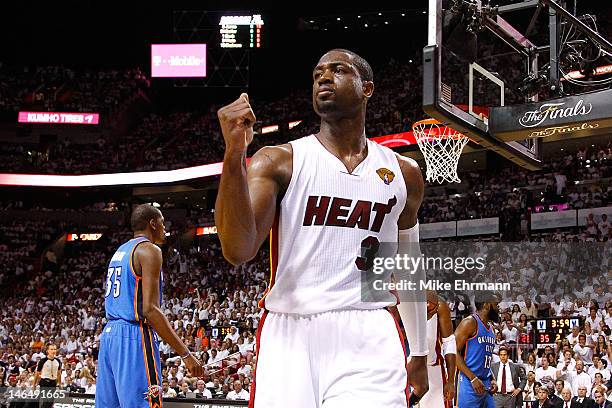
[{"xmin": 249, "ymin": 308, "xmax": 410, "ymax": 408}]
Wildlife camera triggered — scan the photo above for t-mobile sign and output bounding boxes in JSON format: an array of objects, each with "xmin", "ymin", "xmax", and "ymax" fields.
[
  {"xmin": 151, "ymin": 44, "xmax": 207, "ymax": 77},
  {"xmin": 18, "ymin": 111, "xmax": 100, "ymax": 125}
]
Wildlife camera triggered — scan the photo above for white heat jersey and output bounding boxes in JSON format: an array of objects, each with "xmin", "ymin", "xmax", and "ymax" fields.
[
  {"xmin": 426, "ymin": 314, "xmax": 444, "ymax": 366},
  {"xmin": 259, "ymin": 135, "xmax": 407, "ymax": 314}
]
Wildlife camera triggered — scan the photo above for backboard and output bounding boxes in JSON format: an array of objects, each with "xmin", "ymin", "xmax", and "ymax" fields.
[{"xmin": 423, "ymin": 0, "xmax": 612, "ymax": 170}]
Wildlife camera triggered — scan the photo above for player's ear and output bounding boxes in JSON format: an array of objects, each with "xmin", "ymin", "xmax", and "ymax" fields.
[
  {"xmin": 150, "ymin": 218, "xmax": 157, "ymax": 230},
  {"xmin": 363, "ymin": 80, "xmax": 374, "ymax": 99}
]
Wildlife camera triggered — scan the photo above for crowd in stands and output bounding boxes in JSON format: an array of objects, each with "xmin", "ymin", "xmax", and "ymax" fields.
[
  {"xmin": 0, "ymin": 64, "xmax": 149, "ymax": 115},
  {"xmin": 0, "ymin": 56, "xmax": 611, "ymax": 405},
  {"xmin": 419, "ymin": 142, "xmax": 612, "ymax": 232},
  {"xmin": 0, "ymin": 63, "xmax": 609, "ymax": 234},
  {"xmin": 0, "ymin": 52, "xmax": 423, "ymax": 174},
  {"xmin": 0, "ymin": 221, "xmax": 268, "ymax": 402},
  {"xmin": 0, "ymin": 197, "xmax": 610, "ymax": 404}
]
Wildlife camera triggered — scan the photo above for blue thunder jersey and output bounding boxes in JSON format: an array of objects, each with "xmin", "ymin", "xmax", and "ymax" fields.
[
  {"xmin": 462, "ymin": 313, "xmax": 495, "ymax": 382},
  {"xmin": 104, "ymin": 237, "xmax": 163, "ymax": 322}
]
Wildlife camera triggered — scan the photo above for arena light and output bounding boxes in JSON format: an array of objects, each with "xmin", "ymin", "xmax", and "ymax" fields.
[
  {"xmin": 370, "ymin": 131, "xmax": 417, "ymax": 148},
  {"xmin": 0, "ymin": 161, "xmax": 223, "ymax": 187},
  {"xmin": 67, "ymin": 233, "xmax": 102, "ymax": 241},
  {"xmin": 562, "ymin": 64, "xmax": 612, "ymax": 80},
  {"xmin": 0, "ymin": 129, "xmax": 418, "ymax": 187},
  {"xmin": 261, "ymin": 125, "xmax": 279, "ymax": 134},
  {"xmin": 18, "ymin": 111, "xmax": 99, "ymax": 125},
  {"xmin": 288, "ymin": 120, "xmax": 303, "ymax": 129},
  {"xmin": 196, "ymin": 226, "xmax": 218, "ymax": 235}
]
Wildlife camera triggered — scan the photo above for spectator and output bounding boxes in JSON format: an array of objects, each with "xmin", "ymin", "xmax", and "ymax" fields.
[
  {"xmin": 522, "ymin": 299, "xmax": 538, "ymax": 319},
  {"xmin": 557, "ymin": 350, "xmax": 576, "ymax": 373},
  {"xmin": 589, "ymin": 355, "xmax": 611, "ymax": 382},
  {"xmin": 535, "ymin": 386, "xmax": 554, "ymax": 408},
  {"xmin": 572, "ymin": 385, "xmax": 596, "ymax": 407},
  {"xmin": 574, "ymin": 334, "xmax": 595, "ymax": 366},
  {"xmin": 177, "ymin": 382, "xmax": 193, "ymax": 398},
  {"xmin": 564, "ymin": 360, "xmax": 593, "ymax": 397},
  {"xmin": 560, "ymin": 388, "xmax": 574, "ymax": 408},
  {"xmin": 226, "ymin": 379, "xmax": 250, "ymax": 401},
  {"xmin": 593, "ymin": 387, "xmax": 612, "ymax": 408},
  {"xmin": 536, "ymin": 354, "xmax": 560, "ymax": 390},
  {"xmin": 523, "ymin": 371, "xmax": 538, "ymax": 404},
  {"xmin": 194, "ymin": 379, "xmax": 212, "ymax": 399},
  {"xmin": 599, "ymin": 214, "xmax": 610, "ymax": 238},
  {"xmin": 84, "ymin": 377, "xmax": 96, "ymax": 394}
]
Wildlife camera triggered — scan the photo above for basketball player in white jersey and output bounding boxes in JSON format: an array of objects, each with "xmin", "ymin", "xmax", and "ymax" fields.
[
  {"xmin": 215, "ymin": 48, "xmax": 428, "ymax": 408},
  {"xmin": 417, "ymin": 291, "xmax": 456, "ymax": 408}
]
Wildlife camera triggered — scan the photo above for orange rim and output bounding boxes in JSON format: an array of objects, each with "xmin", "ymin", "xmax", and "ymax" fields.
[
  {"xmin": 412, "ymin": 118, "xmax": 472, "ymax": 142},
  {"xmin": 412, "ymin": 118, "xmax": 444, "ymax": 127}
]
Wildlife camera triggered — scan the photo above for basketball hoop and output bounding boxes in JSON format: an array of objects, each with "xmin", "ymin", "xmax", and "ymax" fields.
[{"xmin": 412, "ymin": 118, "xmax": 470, "ymax": 184}]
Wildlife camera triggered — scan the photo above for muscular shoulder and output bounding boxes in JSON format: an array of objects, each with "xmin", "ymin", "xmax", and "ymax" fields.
[
  {"xmin": 134, "ymin": 241, "xmax": 162, "ymax": 258},
  {"xmin": 248, "ymin": 143, "xmax": 293, "ymax": 193},
  {"xmin": 456, "ymin": 315, "xmax": 478, "ymax": 335},
  {"xmin": 133, "ymin": 241, "xmax": 162, "ymax": 276},
  {"xmin": 395, "ymin": 153, "xmax": 422, "ymax": 185}
]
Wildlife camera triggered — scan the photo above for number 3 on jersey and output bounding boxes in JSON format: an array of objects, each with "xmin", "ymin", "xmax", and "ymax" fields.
[
  {"xmin": 105, "ymin": 266, "xmax": 122, "ymax": 298},
  {"xmin": 355, "ymin": 236, "xmax": 380, "ymax": 271}
]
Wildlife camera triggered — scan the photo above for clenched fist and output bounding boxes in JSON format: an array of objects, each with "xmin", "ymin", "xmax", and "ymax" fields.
[{"xmin": 217, "ymin": 93, "xmax": 257, "ymax": 153}]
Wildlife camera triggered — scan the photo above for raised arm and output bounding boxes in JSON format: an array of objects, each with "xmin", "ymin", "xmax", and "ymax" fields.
[
  {"xmin": 215, "ymin": 93, "xmax": 291, "ymax": 265},
  {"xmin": 136, "ymin": 242, "xmax": 203, "ymax": 377}
]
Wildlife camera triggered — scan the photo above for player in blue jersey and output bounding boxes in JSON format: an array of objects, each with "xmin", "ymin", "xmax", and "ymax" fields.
[
  {"xmin": 95, "ymin": 204, "xmax": 203, "ymax": 407},
  {"xmin": 454, "ymin": 293, "xmax": 501, "ymax": 408}
]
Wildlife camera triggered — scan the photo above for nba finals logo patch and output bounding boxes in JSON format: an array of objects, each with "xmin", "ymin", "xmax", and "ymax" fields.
[
  {"xmin": 376, "ymin": 168, "xmax": 395, "ymax": 185},
  {"xmin": 144, "ymin": 385, "xmax": 161, "ymax": 400}
]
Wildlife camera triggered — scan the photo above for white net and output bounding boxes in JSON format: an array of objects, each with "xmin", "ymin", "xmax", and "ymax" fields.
[{"xmin": 412, "ymin": 119, "xmax": 469, "ymax": 184}]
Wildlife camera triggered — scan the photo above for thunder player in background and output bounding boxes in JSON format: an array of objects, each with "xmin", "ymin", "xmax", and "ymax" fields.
[
  {"xmin": 416, "ymin": 291, "xmax": 456, "ymax": 407},
  {"xmin": 95, "ymin": 205, "xmax": 203, "ymax": 407},
  {"xmin": 454, "ymin": 293, "xmax": 501, "ymax": 408},
  {"xmin": 216, "ymin": 48, "xmax": 429, "ymax": 408}
]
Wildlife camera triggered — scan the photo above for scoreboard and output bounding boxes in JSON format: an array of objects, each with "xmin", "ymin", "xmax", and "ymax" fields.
[
  {"xmin": 211, "ymin": 326, "xmax": 234, "ymax": 338},
  {"xmin": 533, "ymin": 316, "xmax": 581, "ymax": 348},
  {"xmin": 219, "ymin": 14, "xmax": 264, "ymax": 48}
]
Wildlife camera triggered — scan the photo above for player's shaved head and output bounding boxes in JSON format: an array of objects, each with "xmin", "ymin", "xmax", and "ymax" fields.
[{"xmin": 131, "ymin": 204, "xmax": 162, "ymax": 232}]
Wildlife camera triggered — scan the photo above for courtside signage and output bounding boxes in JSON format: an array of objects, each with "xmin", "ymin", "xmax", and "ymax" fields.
[
  {"xmin": 18, "ymin": 112, "xmax": 99, "ymax": 125},
  {"xmin": 151, "ymin": 44, "xmax": 207, "ymax": 77},
  {"xmin": 489, "ymin": 89, "xmax": 612, "ymax": 141}
]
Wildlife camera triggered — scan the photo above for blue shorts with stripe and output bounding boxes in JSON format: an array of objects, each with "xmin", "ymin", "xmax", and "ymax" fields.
[
  {"xmin": 456, "ymin": 375, "xmax": 495, "ymax": 408},
  {"xmin": 95, "ymin": 319, "xmax": 162, "ymax": 408}
]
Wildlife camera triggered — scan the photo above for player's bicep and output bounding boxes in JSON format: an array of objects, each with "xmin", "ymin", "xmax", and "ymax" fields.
[
  {"xmin": 138, "ymin": 244, "xmax": 163, "ymax": 312},
  {"xmin": 247, "ymin": 172, "xmax": 279, "ymax": 243},
  {"xmin": 246, "ymin": 145, "xmax": 291, "ymax": 244},
  {"xmin": 455, "ymin": 318, "xmax": 475, "ymax": 353}
]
